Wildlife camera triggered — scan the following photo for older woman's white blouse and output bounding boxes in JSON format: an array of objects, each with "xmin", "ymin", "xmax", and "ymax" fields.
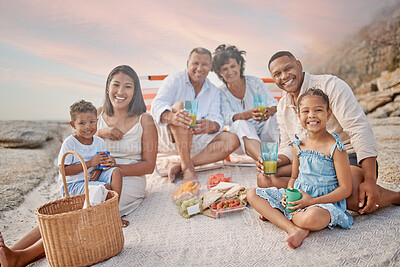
[{"xmin": 219, "ymin": 75, "xmax": 278, "ymax": 126}]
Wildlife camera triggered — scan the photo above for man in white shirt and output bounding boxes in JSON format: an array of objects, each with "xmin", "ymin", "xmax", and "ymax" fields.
[
  {"xmin": 151, "ymin": 47, "xmax": 239, "ymax": 182},
  {"xmin": 256, "ymin": 51, "xmax": 400, "ymax": 214}
]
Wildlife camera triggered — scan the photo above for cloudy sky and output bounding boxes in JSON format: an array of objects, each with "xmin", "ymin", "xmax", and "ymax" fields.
[{"xmin": 0, "ymin": 0, "xmax": 398, "ymax": 120}]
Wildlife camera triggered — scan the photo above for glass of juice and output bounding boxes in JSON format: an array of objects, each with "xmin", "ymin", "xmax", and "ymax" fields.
[
  {"xmin": 260, "ymin": 142, "xmax": 278, "ymax": 174},
  {"xmin": 96, "ymin": 151, "xmax": 110, "ymax": 169},
  {"xmin": 183, "ymin": 100, "xmax": 198, "ymax": 128},
  {"xmin": 253, "ymin": 95, "xmax": 267, "ymax": 119}
]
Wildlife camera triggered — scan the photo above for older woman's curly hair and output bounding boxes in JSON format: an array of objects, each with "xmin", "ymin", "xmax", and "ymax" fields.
[{"xmin": 212, "ymin": 44, "xmax": 246, "ymax": 84}]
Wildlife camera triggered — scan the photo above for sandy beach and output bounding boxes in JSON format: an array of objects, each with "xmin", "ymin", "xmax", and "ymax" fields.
[{"xmin": 0, "ymin": 117, "xmax": 399, "ymax": 266}]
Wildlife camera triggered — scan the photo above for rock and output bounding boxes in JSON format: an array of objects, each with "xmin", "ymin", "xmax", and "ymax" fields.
[
  {"xmin": 367, "ymin": 109, "xmax": 389, "ymax": 118},
  {"xmin": 354, "ymin": 79, "xmax": 378, "ymax": 95},
  {"xmin": 0, "ymin": 121, "xmax": 71, "ymax": 212},
  {"xmin": 377, "ymin": 68, "xmax": 400, "ymax": 91},
  {"xmin": 357, "ymin": 92, "xmax": 392, "ymax": 113},
  {"xmin": 367, "ymin": 101, "xmax": 400, "ymax": 118},
  {"xmin": 0, "ymin": 121, "xmax": 58, "ymax": 148},
  {"xmin": 357, "ymin": 89, "xmax": 400, "ymax": 113},
  {"xmin": 390, "ymin": 108, "xmax": 400, "ymax": 117},
  {"xmin": 313, "ymin": 7, "xmax": 400, "ymax": 90}
]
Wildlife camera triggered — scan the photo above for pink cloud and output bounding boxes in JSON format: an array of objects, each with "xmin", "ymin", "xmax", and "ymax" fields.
[{"xmin": 1, "ymin": 0, "xmax": 398, "ymax": 79}]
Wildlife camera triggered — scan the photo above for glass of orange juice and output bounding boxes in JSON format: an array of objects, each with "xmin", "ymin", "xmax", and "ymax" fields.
[
  {"xmin": 260, "ymin": 142, "xmax": 278, "ymax": 174},
  {"xmin": 253, "ymin": 95, "xmax": 267, "ymax": 119},
  {"xmin": 183, "ymin": 100, "xmax": 198, "ymax": 128}
]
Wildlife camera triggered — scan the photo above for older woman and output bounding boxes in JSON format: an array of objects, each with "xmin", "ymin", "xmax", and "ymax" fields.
[
  {"xmin": 0, "ymin": 65, "xmax": 157, "ymax": 267},
  {"xmin": 212, "ymin": 45, "xmax": 279, "ymax": 161}
]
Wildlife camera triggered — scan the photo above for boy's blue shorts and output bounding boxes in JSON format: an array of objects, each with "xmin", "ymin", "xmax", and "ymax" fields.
[{"xmin": 62, "ymin": 167, "xmax": 119, "ymax": 197}]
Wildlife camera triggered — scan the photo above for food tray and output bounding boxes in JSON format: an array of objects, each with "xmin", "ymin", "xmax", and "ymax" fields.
[
  {"xmin": 209, "ymin": 197, "xmax": 245, "ymax": 218},
  {"xmin": 174, "ymin": 196, "xmax": 203, "ymax": 219}
]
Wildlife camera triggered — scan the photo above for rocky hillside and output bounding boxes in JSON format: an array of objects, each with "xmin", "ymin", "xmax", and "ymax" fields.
[
  {"xmin": 314, "ymin": 4, "xmax": 400, "ymax": 118},
  {"xmin": 318, "ymin": 4, "xmax": 400, "ymax": 90}
]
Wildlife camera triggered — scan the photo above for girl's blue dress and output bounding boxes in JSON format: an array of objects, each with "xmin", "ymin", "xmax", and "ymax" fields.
[{"xmin": 256, "ymin": 133, "xmax": 353, "ymax": 229}]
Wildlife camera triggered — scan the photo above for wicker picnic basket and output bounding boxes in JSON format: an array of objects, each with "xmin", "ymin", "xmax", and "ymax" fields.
[{"xmin": 35, "ymin": 151, "xmax": 124, "ymax": 267}]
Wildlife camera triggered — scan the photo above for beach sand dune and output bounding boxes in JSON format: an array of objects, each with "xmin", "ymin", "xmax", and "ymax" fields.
[{"xmin": 0, "ymin": 118, "xmax": 399, "ymax": 266}]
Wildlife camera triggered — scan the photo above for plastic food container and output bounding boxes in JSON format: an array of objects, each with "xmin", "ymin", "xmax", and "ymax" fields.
[
  {"xmin": 206, "ymin": 174, "xmax": 231, "ymax": 190},
  {"xmin": 206, "ymin": 180, "xmax": 219, "ymax": 190},
  {"xmin": 174, "ymin": 196, "xmax": 203, "ymax": 219},
  {"xmin": 209, "ymin": 198, "xmax": 246, "ymax": 218},
  {"xmin": 171, "ymin": 181, "xmax": 200, "ymax": 201}
]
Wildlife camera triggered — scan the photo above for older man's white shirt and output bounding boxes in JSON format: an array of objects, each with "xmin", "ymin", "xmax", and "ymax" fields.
[{"xmin": 151, "ymin": 69, "xmax": 224, "ymax": 130}]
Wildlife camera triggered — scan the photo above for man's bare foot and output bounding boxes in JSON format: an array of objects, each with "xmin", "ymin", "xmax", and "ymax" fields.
[
  {"xmin": 259, "ymin": 215, "xmax": 268, "ymax": 221},
  {"xmin": 168, "ymin": 163, "xmax": 181, "ymax": 183},
  {"xmin": 0, "ymin": 232, "xmax": 20, "ymax": 267},
  {"xmin": 182, "ymin": 168, "xmax": 198, "ymax": 182},
  {"xmin": 285, "ymin": 227, "xmax": 309, "ymax": 249},
  {"xmin": 121, "ymin": 218, "xmax": 129, "ymax": 228}
]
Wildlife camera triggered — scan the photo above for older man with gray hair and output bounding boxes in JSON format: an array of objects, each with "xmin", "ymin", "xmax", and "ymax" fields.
[{"xmin": 151, "ymin": 47, "xmax": 239, "ymax": 182}]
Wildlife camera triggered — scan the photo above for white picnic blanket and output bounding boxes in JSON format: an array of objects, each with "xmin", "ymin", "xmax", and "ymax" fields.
[{"xmin": 33, "ymin": 162, "xmax": 400, "ymax": 266}]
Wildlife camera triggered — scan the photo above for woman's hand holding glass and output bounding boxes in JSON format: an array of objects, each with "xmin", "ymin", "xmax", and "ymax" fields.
[
  {"xmin": 264, "ymin": 106, "xmax": 277, "ymax": 120},
  {"xmin": 252, "ymin": 106, "xmax": 277, "ymax": 121}
]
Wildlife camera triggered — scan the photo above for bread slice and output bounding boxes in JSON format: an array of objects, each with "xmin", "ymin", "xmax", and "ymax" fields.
[
  {"xmin": 223, "ymin": 184, "xmax": 242, "ymax": 198},
  {"xmin": 210, "ymin": 182, "xmax": 238, "ymax": 193},
  {"xmin": 202, "ymin": 191, "xmax": 223, "ymax": 210}
]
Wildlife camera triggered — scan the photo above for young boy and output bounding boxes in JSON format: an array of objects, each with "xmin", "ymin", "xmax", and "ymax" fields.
[{"xmin": 58, "ymin": 100, "xmax": 128, "ymax": 227}]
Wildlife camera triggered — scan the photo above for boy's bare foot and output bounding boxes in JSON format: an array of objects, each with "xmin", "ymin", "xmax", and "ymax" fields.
[
  {"xmin": 168, "ymin": 164, "xmax": 181, "ymax": 183},
  {"xmin": 285, "ymin": 227, "xmax": 309, "ymax": 249},
  {"xmin": 1, "ymin": 232, "xmax": 20, "ymax": 267},
  {"xmin": 121, "ymin": 218, "xmax": 129, "ymax": 228},
  {"xmin": 259, "ymin": 215, "xmax": 268, "ymax": 221}
]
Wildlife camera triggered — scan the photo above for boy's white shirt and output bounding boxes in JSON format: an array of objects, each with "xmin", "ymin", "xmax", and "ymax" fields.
[{"xmin": 57, "ymin": 135, "xmax": 105, "ymax": 187}]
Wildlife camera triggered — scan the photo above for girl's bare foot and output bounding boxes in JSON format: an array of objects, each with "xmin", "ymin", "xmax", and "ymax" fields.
[
  {"xmin": 285, "ymin": 227, "xmax": 309, "ymax": 249},
  {"xmin": 168, "ymin": 164, "xmax": 181, "ymax": 183},
  {"xmin": 0, "ymin": 232, "xmax": 20, "ymax": 267},
  {"xmin": 121, "ymin": 218, "xmax": 130, "ymax": 228}
]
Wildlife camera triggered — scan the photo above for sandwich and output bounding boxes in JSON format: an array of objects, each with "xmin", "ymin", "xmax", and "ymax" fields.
[
  {"xmin": 209, "ymin": 182, "xmax": 238, "ymax": 193},
  {"xmin": 202, "ymin": 191, "xmax": 223, "ymax": 210},
  {"xmin": 223, "ymin": 184, "xmax": 244, "ymax": 199}
]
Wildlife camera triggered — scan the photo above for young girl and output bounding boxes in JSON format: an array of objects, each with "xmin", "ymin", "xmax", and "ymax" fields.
[{"xmin": 247, "ymin": 88, "xmax": 353, "ymax": 249}]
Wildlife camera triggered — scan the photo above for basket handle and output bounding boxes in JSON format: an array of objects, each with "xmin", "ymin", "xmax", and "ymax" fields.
[{"xmin": 60, "ymin": 151, "xmax": 91, "ymax": 209}]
